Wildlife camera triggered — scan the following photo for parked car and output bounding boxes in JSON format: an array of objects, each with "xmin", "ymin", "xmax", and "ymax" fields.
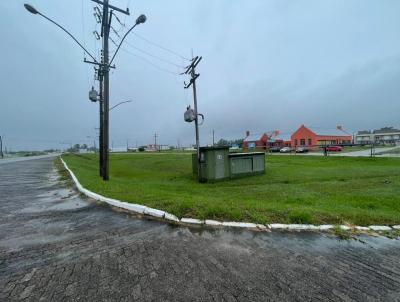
[
  {"xmin": 325, "ymin": 146, "xmax": 343, "ymax": 152},
  {"xmin": 295, "ymin": 147, "xmax": 309, "ymax": 153},
  {"xmin": 269, "ymin": 146, "xmax": 281, "ymax": 153},
  {"xmin": 280, "ymin": 147, "xmax": 293, "ymax": 153}
]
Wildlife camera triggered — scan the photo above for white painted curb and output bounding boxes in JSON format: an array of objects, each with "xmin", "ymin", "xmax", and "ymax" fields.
[
  {"xmin": 59, "ymin": 157, "xmax": 398, "ymax": 234},
  {"xmin": 369, "ymin": 225, "xmax": 392, "ymax": 231},
  {"xmin": 222, "ymin": 222, "xmax": 258, "ymax": 228},
  {"xmin": 181, "ymin": 218, "xmax": 203, "ymax": 225}
]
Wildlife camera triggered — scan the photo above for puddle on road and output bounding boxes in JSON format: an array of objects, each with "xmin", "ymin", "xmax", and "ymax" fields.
[
  {"xmin": 179, "ymin": 224, "xmax": 400, "ymax": 253},
  {"xmin": 19, "ymin": 188, "xmax": 90, "ymax": 214},
  {"xmin": 48, "ymin": 196, "xmax": 89, "ymax": 211}
]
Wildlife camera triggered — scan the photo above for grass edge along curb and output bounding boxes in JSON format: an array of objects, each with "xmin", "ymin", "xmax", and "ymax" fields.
[{"xmin": 60, "ymin": 156, "xmax": 399, "ymax": 234}]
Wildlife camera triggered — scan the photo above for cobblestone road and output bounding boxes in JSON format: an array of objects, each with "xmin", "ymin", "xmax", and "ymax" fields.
[{"xmin": 1, "ymin": 157, "xmax": 400, "ymax": 301}]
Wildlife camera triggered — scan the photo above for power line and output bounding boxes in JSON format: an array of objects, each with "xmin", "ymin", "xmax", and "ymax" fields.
[
  {"xmin": 123, "ymin": 40, "xmax": 185, "ymax": 68},
  {"xmin": 109, "ymin": 30, "xmax": 185, "ymax": 69},
  {"xmin": 120, "ymin": 47, "xmax": 181, "ymax": 75},
  {"xmin": 132, "ymin": 32, "xmax": 190, "ymax": 61}
]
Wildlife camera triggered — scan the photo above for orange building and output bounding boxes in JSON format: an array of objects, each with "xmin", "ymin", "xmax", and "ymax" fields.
[
  {"xmin": 291, "ymin": 125, "xmax": 352, "ymax": 149},
  {"xmin": 243, "ymin": 131, "xmax": 268, "ymax": 150}
]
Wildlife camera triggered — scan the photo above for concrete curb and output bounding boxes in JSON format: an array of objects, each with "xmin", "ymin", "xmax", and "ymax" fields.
[{"xmin": 60, "ymin": 157, "xmax": 398, "ymax": 234}]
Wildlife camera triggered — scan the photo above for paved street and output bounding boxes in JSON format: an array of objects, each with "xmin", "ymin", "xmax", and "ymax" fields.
[
  {"xmin": 287, "ymin": 146, "xmax": 400, "ymax": 157},
  {"xmin": 1, "ymin": 157, "xmax": 400, "ymax": 301},
  {"xmin": 332, "ymin": 146, "xmax": 399, "ymax": 157}
]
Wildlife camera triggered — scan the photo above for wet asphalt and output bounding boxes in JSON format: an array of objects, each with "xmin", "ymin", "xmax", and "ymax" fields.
[{"xmin": 0, "ymin": 156, "xmax": 400, "ymax": 301}]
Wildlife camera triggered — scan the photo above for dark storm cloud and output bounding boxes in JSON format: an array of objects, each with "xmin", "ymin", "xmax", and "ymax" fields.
[{"xmin": 0, "ymin": 0, "xmax": 399, "ymax": 150}]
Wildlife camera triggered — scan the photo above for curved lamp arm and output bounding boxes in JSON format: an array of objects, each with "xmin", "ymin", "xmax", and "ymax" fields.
[
  {"xmin": 109, "ymin": 100, "xmax": 133, "ymax": 111},
  {"xmin": 24, "ymin": 4, "xmax": 98, "ymax": 63},
  {"xmin": 109, "ymin": 14, "xmax": 146, "ymax": 66}
]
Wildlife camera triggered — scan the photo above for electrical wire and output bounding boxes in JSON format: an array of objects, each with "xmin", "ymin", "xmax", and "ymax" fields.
[
  {"xmin": 81, "ymin": 0, "xmax": 92, "ymax": 87},
  {"xmin": 123, "ymin": 40, "xmax": 185, "ymax": 69},
  {"xmin": 120, "ymin": 47, "xmax": 181, "ymax": 75},
  {"xmin": 123, "ymin": 0, "xmax": 131, "ymax": 27},
  {"xmin": 132, "ymin": 32, "xmax": 191, "ymax": 61}
]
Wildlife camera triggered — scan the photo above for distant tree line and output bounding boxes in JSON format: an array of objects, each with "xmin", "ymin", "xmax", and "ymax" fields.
[
  {"xmin": 216, "ymin": 138, "xmax": 243, "ymax": 147},
  {"xmin": 67, "ymin": 144, "xmax": 96, "ymax": 152}
]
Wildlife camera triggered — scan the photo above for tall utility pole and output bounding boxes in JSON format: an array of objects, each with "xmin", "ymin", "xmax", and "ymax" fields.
[
  {"xmin": 101, "ymin": 0, "xmax": 111, "ymax": 180},
  {"xmin": 90, "ymin": 0, "xmax": 145, "ymax": 180},
  {"xmin": 98, "ymin": 69, "xmax": 104, "ymax": 176},
  {"xmin": 154, "ymin": 133, "xmax": 158, "ymax": 151},
  {"xmin": 184, "ymin": 56, "xmax": 202, "ymax": 181}
]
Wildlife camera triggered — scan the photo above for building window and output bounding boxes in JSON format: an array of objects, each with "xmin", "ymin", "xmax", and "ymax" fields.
[
  {"xmin": 308, "ymin": 139, "xmax": 312, "ymax": 146},
  {"xmin": 300, "ymin": 139, "xmax": 305, "ymax": 146},
  {"xmin": 295, "ymin": 139, "xmax": 298, "ymax": 146}
]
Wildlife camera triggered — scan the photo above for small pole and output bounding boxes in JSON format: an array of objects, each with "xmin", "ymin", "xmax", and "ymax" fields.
[
  {"xmin": 0, "ymin": 135, "xmax": 3, "ymax": 159},
  {"xmin": 212, "ymin": 129, "xmax": 215, "ymax": 146}
]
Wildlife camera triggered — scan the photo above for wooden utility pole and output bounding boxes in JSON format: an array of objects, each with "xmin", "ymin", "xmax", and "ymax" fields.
[
  {"xmin": 184, "ymin": 56, "xmax": 202, "ymax": 181},
  {"xmin": 89, "ymin": 0, "xmax": 131, "ymax": 180},
  {"xmin": 97, "ymin": 68, "xmax": 104, "ymax": 176}
]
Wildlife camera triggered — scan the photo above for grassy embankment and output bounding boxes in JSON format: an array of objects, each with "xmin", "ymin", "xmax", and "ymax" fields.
[{"xmin": 61, "ymin": 153, "xmax": 400, "ymax": 226}]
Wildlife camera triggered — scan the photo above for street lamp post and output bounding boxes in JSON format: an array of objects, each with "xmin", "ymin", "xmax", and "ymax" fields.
[{"xmin": 24, "ymin": 2, "xmax": 146, "ymax": 181}]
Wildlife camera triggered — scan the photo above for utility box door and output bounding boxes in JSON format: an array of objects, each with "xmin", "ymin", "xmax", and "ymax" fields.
[
  {"xmin": 252, "ymin": 154, "xmax": 265, "ymax": 172},
  {"xmin": 215, "ymin": 150, "xmax": 226, "ymax": 179},
  {"xmin": 231, "ymin": 157, "xmax": 252, "ymax": 174}
]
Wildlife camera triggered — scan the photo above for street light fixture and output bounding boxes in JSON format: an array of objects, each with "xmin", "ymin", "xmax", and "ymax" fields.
[{"xmin": 24, "ymin": 4, "xmax": 38, "ymax": 14}]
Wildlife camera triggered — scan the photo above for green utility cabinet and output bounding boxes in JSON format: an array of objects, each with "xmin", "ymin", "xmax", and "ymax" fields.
[
  {"xmin": 192, "ymin": 146, "xmax": 230, "ymax": 182},
  {"xmin": 192, "ymin": 147, "xmax": 266, "ymax": 182},
  {"xmin": 229, "ymin": 152, "xmax": 265, "ymax": 178}
]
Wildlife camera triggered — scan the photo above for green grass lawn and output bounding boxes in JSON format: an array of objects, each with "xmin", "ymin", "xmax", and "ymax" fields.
[{"xmin": 61, "ymin": 153, "xmax": 400, "ymax": 226}]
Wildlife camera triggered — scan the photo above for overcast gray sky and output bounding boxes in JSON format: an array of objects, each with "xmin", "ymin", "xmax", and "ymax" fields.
[{"xmin": 1, "ymin": 0, "xmax": 399, "ymax": 150}]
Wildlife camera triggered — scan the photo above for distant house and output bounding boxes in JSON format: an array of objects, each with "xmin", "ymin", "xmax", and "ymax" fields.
[
  {"xmin": 243, "ymin": 131, "xmax": 268, "ymax": 150},
  {"xmin": 291, "ymin": 125, "xmax": 352, "ymax": 149},
  {"xmin": 268, "ymin": 134, "xmax": 291, "ymax": 148},
  {"xmin": 355, "ymin": 130, "xmax": 373, "ymax": 145},
  {"xmin": 355, "ymin": 127, "xmax": 400, "ymax": 145}
]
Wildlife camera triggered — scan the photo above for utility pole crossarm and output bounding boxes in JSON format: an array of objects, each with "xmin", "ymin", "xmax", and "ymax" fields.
[
  {"xmin": 84, "ymin": 58, "xmax": 116, "ymax": 69},
  {"xmin": 184, "ymin": 73, "xmax": 199, "ymax": 89},
  {"xmin": 91, "ymin": 0, "xmax": 130, "ymax": 15}
]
